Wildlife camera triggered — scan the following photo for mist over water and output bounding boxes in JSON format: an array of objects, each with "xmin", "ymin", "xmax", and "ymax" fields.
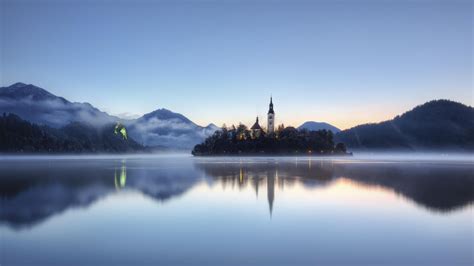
[
  {"xmin": 349, "ymin": 151, "xmax": 474, "ymax": 162},
  {"xmin": 0, "ymin": 151, "xmax": 472, "ymax": 161},
  {"xmin": 1, "ymin": 154, "xmax": 473, "ymax": 265}
]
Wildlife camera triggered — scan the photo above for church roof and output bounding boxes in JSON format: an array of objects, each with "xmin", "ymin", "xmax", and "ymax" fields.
[{"xmin": 251, "ymin": 117, "xmax": 262, "ymax": 130}]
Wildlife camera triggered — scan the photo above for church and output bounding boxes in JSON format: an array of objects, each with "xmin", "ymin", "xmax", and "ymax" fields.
[{"xmin": 251, "ymin": 97, "xmax": 275, "ymax": 138}]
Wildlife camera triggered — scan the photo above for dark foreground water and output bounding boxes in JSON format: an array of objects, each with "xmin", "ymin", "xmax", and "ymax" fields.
[{"xmin": 0, "ymin": 155, "xmax": 473, "ymax": 266}]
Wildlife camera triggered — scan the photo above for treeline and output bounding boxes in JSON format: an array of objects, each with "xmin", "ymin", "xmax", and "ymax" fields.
[
  {"xmin": 0, "ymin": 113, "xmax": 145, "ymax": 153},
  {"xmin": 192, "ymin": 124, "xmax": 348, "ymax": 156}
]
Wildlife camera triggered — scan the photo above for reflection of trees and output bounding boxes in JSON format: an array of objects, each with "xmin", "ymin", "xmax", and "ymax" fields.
[
  {"xmin": 195, "ymin": 159, "xmax": 474, "ymax": 213},
  {"xmin": 0, "ymin": 159, "xmax": 201, "ymax": 230},
  {"xmin": 0, "ymin": 162, "xmax": 113, "ymax": 230},
  {"xmin": 114, "ymin": 161, "xmax": 127, "ymax": 190}
]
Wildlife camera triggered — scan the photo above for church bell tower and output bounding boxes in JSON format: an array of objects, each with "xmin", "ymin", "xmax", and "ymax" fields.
[{"xmin": 267, "ymin": 97, "xmax": 275, "ymax": 134}]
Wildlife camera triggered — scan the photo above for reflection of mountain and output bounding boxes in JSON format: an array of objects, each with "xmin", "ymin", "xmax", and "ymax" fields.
[
  {"xmin": 1, "ymin": 158, "xmax": 472, "ymax": 230},
  {"xmin": 334, "ymin": 163, "xmax": 474, "ymax": 212},
  {"xmin": 195, "ymin": 159, "xmax": 474, "ymax": 213},
  {"xmin": 0, "ymin": 159, "xmax": 201, "ymax": 229}
]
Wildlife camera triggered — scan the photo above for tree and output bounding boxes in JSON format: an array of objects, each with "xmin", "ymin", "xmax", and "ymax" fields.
[
  {"xmin": 276, "ymin": 123, "xmax": 285, "ymax": 138},
  {"xmin": 335, "ymin": 143, "xmax": 347, "ymax": 153},
  {"xmin": 236, "ymin": 123, "xmax": 249, "ymax": 140}
]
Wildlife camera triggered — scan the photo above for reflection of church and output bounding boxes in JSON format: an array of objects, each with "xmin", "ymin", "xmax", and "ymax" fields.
[
  {"xmin": 219, "ymin": 164, "xmax": 283, "ymax": 217},
  {"xmin": 248, "ymin": 168, "xmax": 279, "ymax": 217},
  {"xmin": 251, "ymin": 97, "xmax": 275, "ymax": 138}
]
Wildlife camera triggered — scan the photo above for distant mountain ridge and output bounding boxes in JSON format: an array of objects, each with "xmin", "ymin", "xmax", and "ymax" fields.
[
  {"xmin": 2, "ymin": 83, "xmax": 473, "ymax": 151},
  {"xmin": 0, "ymin": 83, "xmax": 218, "ymax": 149},
  {"xmin": 298, "ymin": 121, "xmax": 340, "ymax": 133},
  {"xmin": 334, "ymin": 100, "xmax": 474, "ymax": 150},
  {"xmin": 0, "ymin": 82, "xmax": 117, "ymax": 128},
  {"xmin": 0, "ymin": 82, "xmax": 64, "ymax": 101}
]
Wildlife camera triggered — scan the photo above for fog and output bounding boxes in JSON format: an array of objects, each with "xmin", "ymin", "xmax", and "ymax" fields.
[
  {"xmin": 0, "ymin": 152, "xmax": 472, "ymax": 163},
  {"xmin": 346, "ymin": 152, "xmax": 473, "ymax": 163}
]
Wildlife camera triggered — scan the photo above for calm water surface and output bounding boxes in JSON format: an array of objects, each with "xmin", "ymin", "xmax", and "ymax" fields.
[{"xmin": 1, "ymin": 155, "xmax": 473, "ymax": 265}]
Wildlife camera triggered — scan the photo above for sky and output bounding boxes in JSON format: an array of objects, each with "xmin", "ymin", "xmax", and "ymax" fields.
[{"xmin": 1, "ymin": 0, "xmax": 472, "ymax": 130}]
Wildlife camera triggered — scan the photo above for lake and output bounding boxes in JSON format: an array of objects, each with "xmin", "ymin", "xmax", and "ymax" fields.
[{"xmin": 1, "ymin": 154, "xmax": 473, "ymax": 265}]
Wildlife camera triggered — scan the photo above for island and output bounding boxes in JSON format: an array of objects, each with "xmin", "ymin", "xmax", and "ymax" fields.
[
  {"xmin": 192, "ymin": 125, "xmax": 349, "ymax": 156},
  {"xmin": 192, "ymin": 98, "xmax": 349, "ymax": 156}
]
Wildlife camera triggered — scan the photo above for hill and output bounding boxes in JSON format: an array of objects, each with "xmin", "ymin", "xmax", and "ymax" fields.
[
  {"xmin": 126, "ymin": 108, "xmax": 219, "ymax": 149},
  {"xmin": 334, "ymin": 100, "xmax": 474, "ymax": 150},
  {"xmin": 298, "ymin": 121, "xmax": 340, "ymax": 133}
]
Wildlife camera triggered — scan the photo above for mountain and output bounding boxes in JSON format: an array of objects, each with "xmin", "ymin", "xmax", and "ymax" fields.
[
  {"xmin": 126, "ymin": 109, "xmax": 219, "ymax": 149},
  {"xmin": 0, "ymin": 113, "xmax": 144, "ymax": 153},
  {"xmin": 298, "ymin": 121, "xmax": 340, "ymax": 133},
  {"xmin": 334, "ymin": 100, "xmax": 474, "ymax": 150},
  {"xmin": 0, "ymin": 82, "xmax": 116, "ymax": 128},
  {"xmin": 205, "ymin": 123, "xmax": 220, "ymax": 132},
  {"xmin": 0, "ymin": 83, "xmax": 218, "ymax": 150}
]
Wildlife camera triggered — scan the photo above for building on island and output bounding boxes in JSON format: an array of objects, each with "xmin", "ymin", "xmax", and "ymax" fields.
[
  {"xmin": 234, "ymin": 97, "xmax": 275, "ymax": 140},
  {"xmin": 267, "ymin": 97, "xmax": 275, "ymax": 135},
  {"xmin": 250, "ymin": 97, "xmax": 275, "ymax": 138},
  {"xmin": 250, "ymin": 117, "xmax": 263, "ymax": 139}
]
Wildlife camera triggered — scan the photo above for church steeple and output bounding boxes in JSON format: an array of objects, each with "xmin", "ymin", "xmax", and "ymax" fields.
[
  {"xmin": 268, "ymin": 97, "xmax": 274, "ymax": 114},
  {"xmin": 267, "ymin": 97, "xmax": 275, "ymax": 134}
]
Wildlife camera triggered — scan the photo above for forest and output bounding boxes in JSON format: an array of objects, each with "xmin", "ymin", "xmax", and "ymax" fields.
[{"xmin": 0, "ymin": 113, "xmax": 144, "ymax": 153}]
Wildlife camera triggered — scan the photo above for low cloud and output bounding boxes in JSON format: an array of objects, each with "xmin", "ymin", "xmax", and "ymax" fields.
[
  {"xmin": 127, "ymin": 117, "xmax": 215, "ymax": 148},
  {"xmin": 0, "ymin": 97, "xmax": 115, "ymax": 127},
  {"xmin": 0, "ymin": 95, "xmax": 217, "ymax": 149},
  {"xmin": 114, "ymin": 112, "xmax": 141, "ymax": 120}
]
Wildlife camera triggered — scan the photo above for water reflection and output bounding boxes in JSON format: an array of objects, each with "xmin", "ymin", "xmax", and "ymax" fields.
[
  {"xmin": 196, "ymin": 158, "xmax": 474, "ymax": 213},
  {"xmin": 114, "ymin": 161, "xmax": 127, "ymax": 190},
  {"xmin": 0, "ymin": 158, "xmax": 201, "ymax": 229},
  {"xmin": 0, "ymin": 157, "xmax": 473, "ymax": 230}
]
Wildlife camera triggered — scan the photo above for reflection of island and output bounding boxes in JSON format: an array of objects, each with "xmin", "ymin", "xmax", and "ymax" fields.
[
  {"xmin": 200, "ymin": 161, "xmax": 336, "ymax": 216},
  {"xmin": 195, "ymin": 159, "xmax": 474, "ymax": 213}
]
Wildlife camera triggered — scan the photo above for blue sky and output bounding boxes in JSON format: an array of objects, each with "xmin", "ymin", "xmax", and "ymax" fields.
[{"xmin": 1, "ymin": 0, "xmax": 472, "ymax": 129}]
